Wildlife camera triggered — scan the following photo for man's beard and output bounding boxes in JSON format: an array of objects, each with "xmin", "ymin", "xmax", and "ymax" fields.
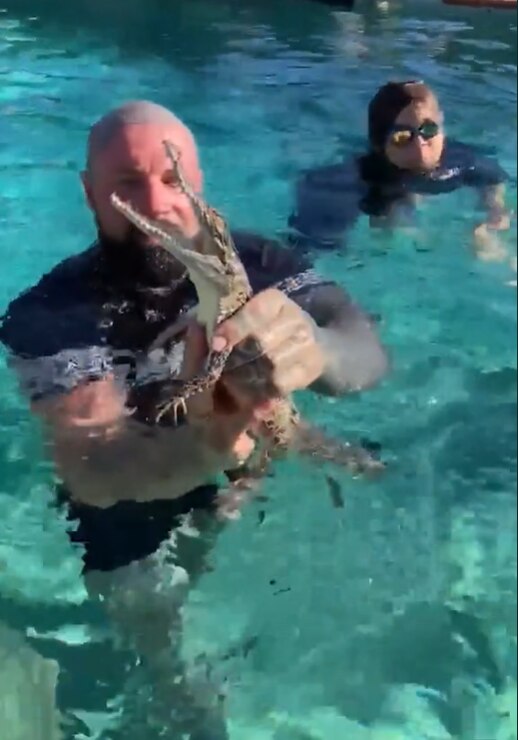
[{"xmin": 97, "ymin": 221, "xmax": 185, "ymax": 288}]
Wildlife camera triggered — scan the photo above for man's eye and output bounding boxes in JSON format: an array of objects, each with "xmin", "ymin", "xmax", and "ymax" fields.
[
  {"xmin": 163, "ymin": 172, "xmax": 179, "ymax": 187},
  {"xmin": 117, "ymin": 176, "xmax": 140, "ymax": 187}
]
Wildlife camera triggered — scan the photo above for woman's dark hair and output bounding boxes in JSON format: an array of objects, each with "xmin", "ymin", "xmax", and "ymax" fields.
[{"xmin": 367, "ymin": 80, "xmax": 439, "ymax": 151}]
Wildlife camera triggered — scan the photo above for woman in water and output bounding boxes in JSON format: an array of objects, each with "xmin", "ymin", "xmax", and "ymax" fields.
[{"xmin": 288, "ymin": 80, "xmax": 513, "ymax": 268}]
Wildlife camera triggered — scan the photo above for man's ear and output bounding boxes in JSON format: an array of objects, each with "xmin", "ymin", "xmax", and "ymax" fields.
[{"xmin": 80, "ymin": 170, "xmax": 95, "ymax": 212}]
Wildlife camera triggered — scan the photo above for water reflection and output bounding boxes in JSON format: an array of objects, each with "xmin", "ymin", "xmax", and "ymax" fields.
[{"xmin": 4, "ymin": 0, "xmax": 514, "ymax": 73}]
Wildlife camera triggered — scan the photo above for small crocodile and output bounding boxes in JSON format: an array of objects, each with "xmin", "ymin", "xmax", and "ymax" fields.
[{"xmin": 110, "ymin": 140, "xmax": 384, "ymax": 478}]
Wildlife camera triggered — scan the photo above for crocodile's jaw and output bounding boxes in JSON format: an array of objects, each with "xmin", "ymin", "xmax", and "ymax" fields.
[{"xmin": 110, "ymin": 192, "xmax": 228, "ymax": 290}]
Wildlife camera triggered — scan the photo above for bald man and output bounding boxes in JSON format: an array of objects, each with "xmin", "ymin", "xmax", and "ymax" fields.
[{"xmin": 0, "ymin": 101, "xmax": 388, "ymax": 737}]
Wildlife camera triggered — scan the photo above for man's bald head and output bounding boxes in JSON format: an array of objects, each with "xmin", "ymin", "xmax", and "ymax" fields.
[
  {"xmin": 86, "ymin": 100, "xmax": 198, "ymax": 172},
  {"xmin": 81, "ymin": 100, "xmax": 203, "ymax": 283}
]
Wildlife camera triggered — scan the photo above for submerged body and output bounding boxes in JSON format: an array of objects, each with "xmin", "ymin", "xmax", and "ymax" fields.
[
  {"xmin": 0, "ymin": 622, "xmax": 62, "ymax": 740},
  {"xmin": 0, "ymin": 101, "xmax": 389, "ymax": 738}
]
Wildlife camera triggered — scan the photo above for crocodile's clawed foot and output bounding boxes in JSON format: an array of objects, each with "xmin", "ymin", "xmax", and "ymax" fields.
[{"xmin": 155, "ymin": 396, "xmax": 188, "ymax": 425}]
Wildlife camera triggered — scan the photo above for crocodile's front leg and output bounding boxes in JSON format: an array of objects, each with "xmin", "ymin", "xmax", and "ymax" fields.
[{"xmin": 155, "ymin": 346, "xmax": 233, "ymax": 424}]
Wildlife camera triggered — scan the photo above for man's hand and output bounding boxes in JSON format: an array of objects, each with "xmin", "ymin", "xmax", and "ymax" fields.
[
  {"xmin": 213, "ymin": 288, "xmax": 325, "ymax": 405},
  {"xmin": 180, "ymin": 322, "xmax": 263, "ymax": 466},
  {"xmin": 180, "ymin": 289, "xmax": 325, "ymax": 458}
]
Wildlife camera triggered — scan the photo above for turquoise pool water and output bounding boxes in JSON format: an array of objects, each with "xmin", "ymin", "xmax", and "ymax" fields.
[{"xmin": 0, "ymin": 0, "xmax": 516, "ymax": 737}]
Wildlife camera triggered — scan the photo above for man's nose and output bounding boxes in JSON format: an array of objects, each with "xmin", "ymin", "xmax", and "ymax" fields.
[{"xmin": 139, "ymin": 180, "xmax": 174, "ymax": 218}]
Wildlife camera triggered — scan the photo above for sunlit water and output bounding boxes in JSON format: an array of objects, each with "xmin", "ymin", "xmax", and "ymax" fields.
[{"xmin": 0, "ymin": 0, "xmax": 516, "ymax": 737}]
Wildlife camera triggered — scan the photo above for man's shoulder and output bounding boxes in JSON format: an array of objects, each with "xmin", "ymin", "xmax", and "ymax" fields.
[
  {"xmin": 0, "ymin": 244, "xmax": 101, "ymax": 357},
  {"xmin": 17, "ymin": 244, "xmax": 100, "ymax": 308}
]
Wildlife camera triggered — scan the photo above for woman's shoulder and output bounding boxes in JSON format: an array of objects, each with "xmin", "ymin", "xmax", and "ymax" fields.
[{"xmin": 443, "ymin": 139, "xmax": 509, "ymax": 186}]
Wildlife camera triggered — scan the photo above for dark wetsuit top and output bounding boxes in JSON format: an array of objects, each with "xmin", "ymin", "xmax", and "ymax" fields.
[
  {"xmin": 288, "ymin": 139, "xmax": 509, "ymax": 250},
  {"xmin": 0, "ymin": 231, "xmax": 335, "ymax": 573}
]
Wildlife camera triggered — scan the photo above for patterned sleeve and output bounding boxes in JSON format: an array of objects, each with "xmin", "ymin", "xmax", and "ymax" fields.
[
  {"xmin": 273, "ymin": 265, "xmax": 332, "ymax": 301},
  {"xmin": 0, "ymin": 274, "xmax": 113, "ymax": 403}
]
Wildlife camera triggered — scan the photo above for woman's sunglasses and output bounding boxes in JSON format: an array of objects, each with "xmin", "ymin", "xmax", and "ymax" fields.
[{"xmin": 388, "ymin": 119, "xmax": 441, "ymax": 147}]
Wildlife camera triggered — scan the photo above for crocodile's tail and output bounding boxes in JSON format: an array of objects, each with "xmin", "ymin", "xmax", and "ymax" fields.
[{"xmin": 293, "ymin": 421, "xmax": 387, "ymax": 478}]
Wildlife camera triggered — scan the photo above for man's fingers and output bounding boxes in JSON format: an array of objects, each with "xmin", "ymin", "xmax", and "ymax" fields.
[
  {"xmin": 222, "ymin": 309, "xmax": 316, "ymax": 373},
  {"xmin": 213, "ymin": 289, "xmax": 285, "ymax": 350},
  {"xmin": 254, "ymin": 317, "xmax": 316, "ymax": 361},
  {"xmin": 225, "ymin": 349, "xmax": 322, "ymax": 401},
  {"xmin": 180, "ymin": 321, "xmax": 209, "ymax": 378},
  {"xmin": 222, "ymin": 314, "xmax": 324, "ymax": 399}
]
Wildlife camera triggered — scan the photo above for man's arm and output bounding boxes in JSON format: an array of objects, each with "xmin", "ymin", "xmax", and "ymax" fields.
[
  {"xmin": 290, "ymin": 282, "xmax": 389, "ymax": 396},
  {"xmin": 234, "ymin": 230, "xmax": 389, "ymax": 398},
  {"xmin": 30, "ymin": 378, "xmax": 251, "ymax": 507},
  {"xmin": 284, "ymin": 165, "xmax": 389, "ymax": 390},
  {"xmin": 0, "ymin": 290, "xmax": 253, "ymax": 507}
]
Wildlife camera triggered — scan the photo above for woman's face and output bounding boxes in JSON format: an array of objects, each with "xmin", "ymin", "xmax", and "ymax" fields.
[{"xmin": 384, "ymin": 100, "xmax": 445, "ymax": 173}]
